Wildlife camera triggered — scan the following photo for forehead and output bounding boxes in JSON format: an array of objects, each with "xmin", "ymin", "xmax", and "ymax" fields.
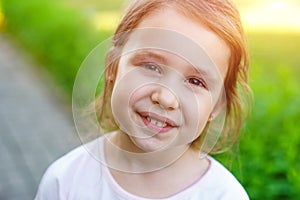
[{"xmin": 132, "ymin": 7, "xmax": 231, "ymax": 78}]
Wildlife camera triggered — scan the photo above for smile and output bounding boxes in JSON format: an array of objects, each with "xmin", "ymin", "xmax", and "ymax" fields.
[
  {"xmin": 138, "ymin": 112, "xmax": 178, "ymax": 133},
  {"xmin": 146, "ymin": 116, "xmax": 167, "ymax": 128}
]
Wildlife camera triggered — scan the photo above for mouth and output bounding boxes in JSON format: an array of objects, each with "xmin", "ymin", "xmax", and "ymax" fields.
[{"xmin": 138, "ymin": 112, "xmax": 178, "ymax": 133}]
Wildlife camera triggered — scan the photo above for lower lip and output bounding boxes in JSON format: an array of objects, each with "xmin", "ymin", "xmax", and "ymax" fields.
[{"xmin": 141, "ymin": 116, "xmax": 174, "ymax": 134}]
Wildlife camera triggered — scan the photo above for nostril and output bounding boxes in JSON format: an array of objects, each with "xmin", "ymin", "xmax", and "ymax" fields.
[
  {"xmin": 151, "ymin": 89, "xmax": 179, "ymax": 110},
  {"xmin": 151, "ymin": 92, "xmax": 160, "ymax": 104}
]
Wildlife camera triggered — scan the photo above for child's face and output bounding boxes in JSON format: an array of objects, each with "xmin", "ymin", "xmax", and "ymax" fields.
[{"xmin": 110, "ymin": 8, "xmax": 230, "ymax": 153}]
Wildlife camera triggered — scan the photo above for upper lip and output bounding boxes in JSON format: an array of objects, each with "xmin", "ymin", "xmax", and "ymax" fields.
[{"xmin": 138, "ymin": 111, "xmax": 178, "ymax": 127}]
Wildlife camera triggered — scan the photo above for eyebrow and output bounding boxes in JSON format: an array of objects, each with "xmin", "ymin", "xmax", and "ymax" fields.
[
  {"xmin": 128, "ymin": 50, "xmax": 168, "ymax": 66},
  {"xmin": 188, "ymin": 64, "xmax": 208, "ymax": 76}
]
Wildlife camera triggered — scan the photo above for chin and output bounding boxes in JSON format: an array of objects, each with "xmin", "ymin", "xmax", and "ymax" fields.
[{"xmin": 130, "ymin": 136, "xmax": 172, "ymax": 153}]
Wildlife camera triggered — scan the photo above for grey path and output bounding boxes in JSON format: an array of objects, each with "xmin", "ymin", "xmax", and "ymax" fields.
[{"xmin": 0, "ymin": 34, "xmax": 81, "ymax": 200}]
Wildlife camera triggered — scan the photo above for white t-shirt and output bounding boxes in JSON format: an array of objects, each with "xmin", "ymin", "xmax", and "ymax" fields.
[{"xmin": 35, "ymin": 136, "xmax": 249, "ymax": 200}]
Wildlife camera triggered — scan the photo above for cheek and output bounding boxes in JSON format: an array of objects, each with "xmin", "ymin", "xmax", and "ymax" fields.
[
  {"xmin": 111, "ymin": 80, "xmax": 143, "ymax": 134},
  {"xmin": 111, "ymin": 83, "xmax": 128, "ymax": 128},
  {"xmin": 111, "ymin": 68, "xmax": 155, "ymax": 127},
  {"xmin": 112, "ymin": 71, "xmax": 153, "ymax": 107},
  {"xmin": 180, "ymin": 92, "xmax": 213, "ymax": 136}
]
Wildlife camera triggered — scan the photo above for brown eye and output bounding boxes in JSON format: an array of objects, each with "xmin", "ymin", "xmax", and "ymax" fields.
[{"xmin": 186, "ymin": 77, "xmax": 207, "ymax": 89}]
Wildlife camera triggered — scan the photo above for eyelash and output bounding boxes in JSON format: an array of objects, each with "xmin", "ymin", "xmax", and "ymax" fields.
[
  {"xmin": 185, "ymin": 77, "xmax": 208, "ymax": 89},
  {"xmin": 140, "ymin": 63, "xmax": 161, "ymax": 73},
  {"xmin": 140, "ymin": 62, "xmax": 208, "ymax": 90}
]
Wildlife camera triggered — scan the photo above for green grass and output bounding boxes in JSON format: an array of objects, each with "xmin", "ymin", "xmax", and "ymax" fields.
[
  {"xmin": 1, "ymin": 0, "xmax": 112, "ymax": 95},
  {"xmin": 1, "ymin": 0, "xmax": 300, "ymax": 198},
  {"xmin": 216, "ymin": 32, "xmax": 300, "ymax": 199}
]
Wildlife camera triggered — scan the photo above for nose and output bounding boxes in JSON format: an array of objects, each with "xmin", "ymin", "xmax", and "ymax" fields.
[{"xmin": 151, "ymin": 87, "xmax": 179, "ymax": 110}]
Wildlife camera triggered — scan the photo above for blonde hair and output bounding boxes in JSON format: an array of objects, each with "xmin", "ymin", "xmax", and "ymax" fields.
[{"xmin": 96, "ymin": 0, "xmax": 252, "ymax": 154}]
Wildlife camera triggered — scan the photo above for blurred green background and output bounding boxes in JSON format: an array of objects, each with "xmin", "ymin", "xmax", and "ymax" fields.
[{"xmin": 0, "ymin": 0, "xmax": 299, "ymax": 199}]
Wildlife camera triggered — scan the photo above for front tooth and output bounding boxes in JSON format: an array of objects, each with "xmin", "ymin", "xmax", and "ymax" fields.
[
  {"xmin": 148, "ymin": 117, "xmax": 167, "ymax": 127},
  {"xmin": 157, "ymin": 121, "xmax": 167, "ymax": 127},
  {"xmin": 151, "ymin": 119, "xmax": 161, "ymax": 127},
  {"xmin": 156, "ymin": 121, "xmax": 162, "ymax": 127},
  {"xmin": 150, "ymin": 118, "xmax": 157, "ymax": 125}
]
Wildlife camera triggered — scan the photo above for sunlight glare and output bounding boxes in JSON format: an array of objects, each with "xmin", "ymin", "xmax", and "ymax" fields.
[
  {"xmin": 92, "ymin": 11, "xmax": 120, "ymax": 32},
  {"xmin": 239, "ymin": 0, "xmax": 300, "ymax": 33}
]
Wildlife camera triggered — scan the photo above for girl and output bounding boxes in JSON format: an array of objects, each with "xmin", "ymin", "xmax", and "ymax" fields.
[{"xmin": 35, "ymin": 0, "xmax": 251, "ymax": 199}]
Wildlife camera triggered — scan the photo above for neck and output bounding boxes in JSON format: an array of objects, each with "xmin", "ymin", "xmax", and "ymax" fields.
[{"xmin": 107, "ymin": 136, "xmax": 210, "ymax": 199}]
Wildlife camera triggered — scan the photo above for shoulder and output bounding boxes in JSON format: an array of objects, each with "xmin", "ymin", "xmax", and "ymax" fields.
[
  {"xmin": 45, "ymin": 137, "xmax": 102, "ymax": 178},
  {"xmin": 35, "ymin": 137, "xmax": 105, "ymax": 199},
  {"xmin": 195, "ymin": 156, "xmax": 249, "ymax": 200}
]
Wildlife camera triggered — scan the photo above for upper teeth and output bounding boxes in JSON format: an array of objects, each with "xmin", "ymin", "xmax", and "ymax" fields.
[{"xmin": 146, "ymin": 116, "xmax": 167, "ymax": 127}]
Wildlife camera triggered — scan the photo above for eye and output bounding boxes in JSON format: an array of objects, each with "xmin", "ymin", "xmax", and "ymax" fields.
[
  {"xmin": 141, "ymin": 63, "xmax": 161, "ymax": 73},
  {"xmin": 185, "ymin": 77, "xmax": 207, "ymax": 89}
]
